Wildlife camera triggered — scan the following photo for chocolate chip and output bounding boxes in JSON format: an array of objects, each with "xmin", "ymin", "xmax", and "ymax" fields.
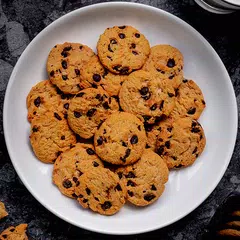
[
  {"xmin": 61, "ymin": 60, "xmax": 67, "ymax": 69},
  {"xmin": 93, "ymin": 74, "xmax": 101, "ymax": 82},
  {"xmin": 120, "ymin": 148, "xmax": 131, "ymax": 162},
  {"xmin": 127, "ymin": 180, "xmax": 136, "ymax": 187},
  {"xmin": 130, "ymin": 135, "xmax": 138, "ymax": 144},
  {"xmin": 144, "ymin": 123, "xmax": 153, "ymax": 132},
  {"xmin": 118, "ymin": 26, "xmax": 126, "ymax": 29},
  {"xmin": 122, "ymin": 141, "xmax": 127, "ymax": 147},
  {"xmin": 165, "ymin": 141, "xmax": 170, "ymax": 149},
  {"xmin": 2, "ymin": 234, "xmax": 8, "ymax": 238},
  {"xmin": 139, "ymin": 87, "xmax": 149, "ymax": 95},
  {"xmin": 9, "ymin": 228, "xmax": 15, "ymax": 232},
  {"xmin": 61, "ymin": 135, "xmax": 65, "ymax": 140},
  {"xmin": 202, "ymin": 100, "xmax": 206, "ymax": 105},
  {"xmin": 167, "ymin": 127, "xmax": 172, "ymax": 132},
  {"xmin": 132, "ymin": 51, "xmax": 138, "ymax": 55},
  {"xmin": 117, "ymin": 172, "xmax": 123, "ymax": 179},
  {"xmin": 72, "ymin": 193, "xmax": 78, "ymax": 198},
  {"xmin": 143, "ymin": 115, "xmax": 151, "ymax": 122},
  {"xmin": 102, "ymin": 68, "xmax": 109, "ymax": 78},
  {"xmin": 191, "ymin": 127, "xmax": 200, "ymax": 133},
  {"xmin": 115, "ymin": 184, "xmax": 122, "ymax": 191},
  {"xmin": 113, "ymin": 65, "xmax": 121, "ymax": 72},
  {"xmin": 34, "ymin": 97, "xmax": 41, "ymax": 107},
  {"xmin": 192, "ymin": 147, "xmax": 198, "ymax": 154},
  {"xmin": 130, "ymin": 43, "xmax": 136, "ymax": 49},
  {"xmin": 125, "ymin": 171, "xmax": 136, "ymax": 178},
  {"xmin": 94, "ymin": 197, "xmax": 99, "ymax": 201},
  {"xmin": 54, "ymin": 112, "xmax": 62, "ymax": 120},
  {"xmin": 87, "ymin": 108, "xmax": 96, "ymax": 117},
  {"xmin": 169, "ymin": 75, "xmax": 175, "ymax": 79},
  {"xmin": 167, "ymin": 58, "xmax": 175, "ymax": 68},
  {"xmin": 83, "ymin": 199, "xmax": 88, "ymax": 203},
  {"xmin": 145, "ymin": 144, "xmax": 151, "ymax": 149},
  {"xmin": 32, "ymin": 127, "xmax": 38, "ymax": 132},
  {"xmin": 63, "ymin": 46, "xmax": 72, "ymax": 51},
  {"xmin": 63, "ymin": 103, "xmax": 69, "ymax": 110},
  {"xmin": 103, "ymin": 102, "xmax": 110, "ymax": 109},
  {"xmin": 50, "ymin": 70, "xmax": 54, "ymax": 77},
  {"xmin": 101, "ymin": 201, "xmax": 112, "ymax": 210},
  {"xmin": 175, "ymin": 88, "xmax": 179, "ymax": 97},
  {"xmin": 79, "ymin": 45, "xmax": 83, "ymax": 50},
  {"xmin": 76, "ymin": 92, "xmax": 85, "ymax": 97},
  {"xmin": 159, "ymin": 100, "xmax": 164, "ymax": 111},
  {"xmin": 86, "ymin": 148, "xmax": 95, "ymax": 155},
  {"xmin": 175, "ymin": 164, "xmax": 183, "ymax": 169},
  {"xmin": 56, "ymin": 151, "xmax": 62, "ymax": 157},
  {"xmin": 119, "ymin": 33, "xmax": 125, "ymax": 39},
  {"xmin": 157, "ymin": 69, "xmax": 165, "ymax": 74},
  {"xmin": 86, "ymin": 188, "xmax": 91, "ymax": 195},
  {"xmin": 120, "ymin": 66, "xmax": 129, "ymax": 75},
  {"xmin": 107, "ymin": 56, "xmax": 112, "ymax": 60},
  {"xmin": 151, "ymin": 184, "xmax": 157, "ymax": 191},
  {"xmin": 183, "ymin": 79, "xmax": 188, "ymax": 83},
  {"xmin": 78, "ymin": 194, "xmax": 83, "ymax": 198},
  {"xmin": 144, "ymin": 193, "xmax": 156, "ymax": 202},
  {"xmin": 138, "ymin": 125, "xmax": 141, "ymax": 131},
  {"xmin": 33, "ymin": 111, "xmax": 36, "ymax": 115},
  {"xmin": 142, "ymin": 93, "xmax": 151, "ymax": 100},
  {"xmin": 74, "ymin": 111, "xmax": 81, "ymax": 118},
  {"xmin": 192, "ymin": 121, "xmax": 197, "ymax": 127},
  {"xmin": 75, "ymin": 69, "xmax": 80, "ymax": 76},
  {"xmin": 200, "ymin": 135, "xmax": 203, "ymax": 140},
  {"xmin": 168, "ymin": 92, "xmax": 175, "ymax": 97},
  {"xmin": 92, "ymin": 161, "xmax": 99, "ymax": 168},
  {"xmin": 108, "ymin": 44, "xmax": 113, "ymax": 52},
  {"xmin": 157, "ymin": 145, "xmax": 165, "ymax": 155},
  {"xmin": 172, "ymin": 156, "xmax": 177, "ymax": 160},
  {"xmin": 61, "ymin": 51, "xmax": 68, "ymax": 57},
  {"xmin": 128, "ymin": 190, "xmax": 134, "ymax": 197},
  {"xmin": 97, "ymin": 136, "xmax": 103, "ymax": 145},
  {"xmin": 135, "ymin": 33, "xmax": 140, "ymax": 38},
  {"xmin": 187, "ymin": 107, "xmax": 196, "ymax": 115},
  {"xmin": 95, "ymin": 94, "xmax": 102, "ymax": 100},
  {"xmin": 63, "ymin": 179, "xmax": 72, "ymax": 189},
  {"xmin": 150, "ymin": 103, "xmax": 157, "ymax": 111},
  {"xmin": 62, "ymin": 75, "xmax": 68, "ymax": 81}
]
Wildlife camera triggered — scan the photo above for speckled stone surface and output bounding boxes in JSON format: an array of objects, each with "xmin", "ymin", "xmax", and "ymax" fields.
[{"xmin": 0, "ymin": 0, "xmax": 240, "ymax": 239}]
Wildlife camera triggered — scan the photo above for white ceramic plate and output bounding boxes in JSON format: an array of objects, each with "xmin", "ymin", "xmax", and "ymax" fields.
[{"xmin": 3, "ymin": 2, "xmax": 238, "ymax": 235}]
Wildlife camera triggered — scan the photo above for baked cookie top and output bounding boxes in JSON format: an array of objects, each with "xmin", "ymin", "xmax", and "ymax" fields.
[
  {"xmin": 156, "ymin": 117, "xmax": 206, "ymax": 169},
  {"xmin": 119, "ymin": 70, "xmax": 176, "ymax": 124},
  {"xmin": 0, "ymin": 202, "xmax": 8, "ymax": 220},
  {"xmin": 94, "ymin": 112, "xmax": 147, "ymax": 165},
  {"xmin": 75, "ymin": 167, "xmax": 126, "ymax": 215},
  {"xmin": 53, "ymin": 143, "xmax": 103, "ymax": 198},
  {"xmin": 80, "ymin": 55, "xmax": 127, "ymax": 96},
  {"xmin": 30, "ymin": 111, "xmax": 76, "ymax": 163},
  {"xmin": 47, "ymin": 42, "xmax": 95, "ymax": 94},
  {"xmin": 170, "ymin": 79, "xmax": 206, "ymax": 120},
  {"xmin": 97, "ymin": 25, "xmax": 150, "ymax": 74},
  {"xmin": 116, "ymin": 149, "xmax": 169, "ymax": 206},
  {"xmin": 0, "ymin": 224, "xmax": 28, "ymax": 240},
  {"xmin": 67, "ymin": 87, "xmax": 119, "ymax": 139}
]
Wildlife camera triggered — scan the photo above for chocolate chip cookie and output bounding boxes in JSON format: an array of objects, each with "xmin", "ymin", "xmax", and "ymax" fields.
[
  {"xmin": 53, "ymin": 143, "xmax": 103, "ymax": 198},
  {"xmin": 80, "ymin": 55, "xmax": 127, "ymax": 96},
  {"xmin": 30, "ymin": 111, "xmax": 76, "ymax": 163},
  {"xmin": 170, "ymin": 79, "xmax": 206, "ymax": 120},
  {"xmin": 67, "ymin": 87, "xmax": 119, "ymax": 139},
  {"xmin": 97, "ymin": 25, "xmax": 150, "ymax": 74},
  {"xmin": 116, "ymin": 149, "xmax": 169, "ymax": 206},
  {"xmin": 75, "ymin": 167, "xmax": 126, "ymax": 215},
  {"xmin": 0, "ymin": 202, "xmax": 8, "ymax": 220},
  {"xmin": 94, "ymin": 112, "xmax": 147, "ymax": 165},
  {"xmin": 47, "ymin": 42, "xmax": 95, "ymax": 94},
  {"xmin": 156, "ymin": 117, "xmax": 206, "ymax": 169},
  {"xmin": 119, "ymin": 70, "xmax": 176, "ymax": 124},
  {"xmin": 142, "ymin": 44, "xmax": 184, "ymax": 89},
  {"xmin": 0, "ymin": 224, "xmax": 28, "ymax": 240}
]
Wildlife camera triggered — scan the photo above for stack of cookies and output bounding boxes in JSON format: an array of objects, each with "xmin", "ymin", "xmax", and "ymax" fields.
[{"xmin": 27, "ymin": 25, "xmax": 206, "ymax": 215}]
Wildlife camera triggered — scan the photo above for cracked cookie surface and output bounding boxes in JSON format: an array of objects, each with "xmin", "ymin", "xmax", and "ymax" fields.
[{"xmin": 0, "ymin": 224, "xmax": 28, "ymax": 240}]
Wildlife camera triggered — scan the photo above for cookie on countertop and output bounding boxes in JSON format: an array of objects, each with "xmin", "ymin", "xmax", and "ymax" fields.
[
  {"xmin": 47, "ymin": 42, "xmax": 95, "ymax": 94},
  {"xmin": 0, "ymin": 202, "xmax": 8, "ymax": 220},
  {"xmin": 0, "ymin": 224, "xmax": 28, "ymax": 240},
  {"xmin": 170, "ymin": 79, "xmax": 206, "ymax": 120},
  {"xmin": 119, "ymin": 70, "xmax": 176, "ymax": 124},
  {"xmin": 67, "ymin": 87, "xmax": 119, "ymax": 139},
  {"xmin": 142, "ymin": 44, "xmax": 184, "ymax": 89},
  {"xmin": 53, "ymin": 143, "xmax": 103, "ymax": 198},
  {"xmin": 97, "ymin": 25, "xmax": 150, "ymax": 74},
  {"xmin": 30, "ymin": 111, "xmax": 76, "ymax": 164},
  {"xmin": 80, "ymin": 55, "xmax": 127, "ymax": 96},
  {"xmin": 156, "ymin": 117, "xmax": 206, "ymax": 169},
  {"xmin": 116, "ymin": 149, "xmax": 169, "ymax": 206},
  {"xmin": 94, "ymin": 112, "xmax": 147, "ymax": 165},
  {"xmin": 75, "ymin": 167, "xmax": 126, "ymax": 215}
]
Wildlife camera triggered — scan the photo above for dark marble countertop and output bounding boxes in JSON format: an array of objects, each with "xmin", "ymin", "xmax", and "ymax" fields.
[{"xmin": 0, "ymin": 0, "xmax": 240, "ymax": 239}]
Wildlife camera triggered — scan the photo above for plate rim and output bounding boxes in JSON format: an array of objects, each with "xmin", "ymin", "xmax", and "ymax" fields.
[{"xmin": 3, "ymin": 1, "xmax": 238, "ymax": 235}]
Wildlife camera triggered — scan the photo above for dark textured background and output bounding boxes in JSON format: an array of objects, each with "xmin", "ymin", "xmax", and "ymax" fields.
[{"xmin": 0, "ymin": 0, "xmax": 240, "ymax": 239}]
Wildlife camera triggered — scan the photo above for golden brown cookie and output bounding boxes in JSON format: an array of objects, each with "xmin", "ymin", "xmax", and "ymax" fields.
[
  {"xmin": 30, "ymin": 111, "xmax": 76, "ymax": 163},
  {"xmin": 97, "ymin": 25, "xmax": 150, "ymax": 74},
  {"xmin": 47, "ymin": 42, "xmax": 95, "ymax": 94},
  {"xmin": 94, "ymin": 112, "xmax": 147, "ymax": 165},
  {"xmin": 80, "ymin": 55, "xmax": 127, "ymax": 96},
  {"xmin": 116, "ymin": 149, "xmax": 169, "ymax": 206},
  {"xmin": 119, "ymin": 70, "xmax": 176, "ymax": 124},
  {"xmin": 170, "ymin": 79, "xmax": 206, "ymax": 120},
  {"xmin": 0, "ymin": 224, "xmax": 28, "ymax": 240},
  {"xmin": 156, "ymin": 117, "xmax": 206, "ymax": 169},
  {"xmin": 67, "ymin": 87, "xmax": 119, "ymax": 139},
  {"xmin": 74, "ymin": 167, "xmax": 126, "ymax": 215},
  {"xmin": 142, "ymin": 44, "xmax": 184, "ymax": 89},
  {"xmin": 53, "ymin": 143, "xmax": 103, "ymax": 198},
  {"xmin": 0, "ymin": 202, "xmax": 8, "ymax": 220},
  {"xmin": 217, "ymin": 229, "xmax": 240, "ymax": 237}
]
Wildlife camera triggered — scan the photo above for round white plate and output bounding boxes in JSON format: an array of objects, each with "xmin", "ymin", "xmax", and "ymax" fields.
[{"xmin": 3, "ymin": 2, "xmax": 238, "ymax": 235}]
